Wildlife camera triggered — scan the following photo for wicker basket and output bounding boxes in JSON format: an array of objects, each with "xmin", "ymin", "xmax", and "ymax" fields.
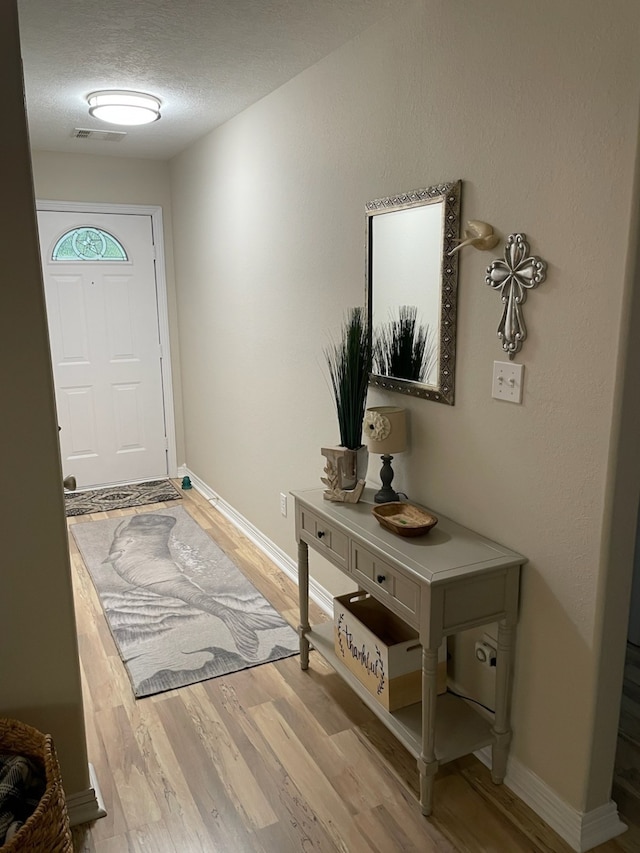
[{"xmin": 0, "ymin": 718, "xmax": 72, "ymax": 852}]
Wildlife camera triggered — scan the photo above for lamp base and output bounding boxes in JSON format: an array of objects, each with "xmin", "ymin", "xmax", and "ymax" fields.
[
  {"xmin": 374, "ymin": 487, "xmax": 401, "ymax": 503},
  {"xmin": 374, "ymin": 455, "xmax": 401, "ymax": 503}
]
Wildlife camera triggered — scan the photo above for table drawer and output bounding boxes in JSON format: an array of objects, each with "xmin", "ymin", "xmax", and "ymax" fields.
[
  {"xmin": 298, "ymin": 506, "xmax": 349, "ymax": 569},
  {"xmin": 351, "ymin": 542, "xmax": 420, "ymax": 626}
]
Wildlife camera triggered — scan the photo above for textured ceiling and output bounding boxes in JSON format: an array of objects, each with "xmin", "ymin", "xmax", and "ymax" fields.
[{"xmin": 17, "ymin": 0, "xmax": 401, "ymax": 160}]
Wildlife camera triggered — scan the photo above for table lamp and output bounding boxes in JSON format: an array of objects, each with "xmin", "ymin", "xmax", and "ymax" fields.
[{"xmin": 363, "ymin": 406, "xmax": 407, "ymax": 503}]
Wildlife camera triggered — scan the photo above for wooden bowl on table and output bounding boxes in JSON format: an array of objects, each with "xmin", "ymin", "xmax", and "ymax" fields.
[{"xmin": 371, "ymin": 502, "xmax": 438, "ymax": 537}]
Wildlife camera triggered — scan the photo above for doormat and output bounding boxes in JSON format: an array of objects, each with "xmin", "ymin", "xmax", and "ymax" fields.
[
  {"xmin": 65, "ymin": 479, "xmax": 182, "ymax": 517},
  {"xmin": 70, "ymin": 506, "xmax": 299, "ymax": 698}
]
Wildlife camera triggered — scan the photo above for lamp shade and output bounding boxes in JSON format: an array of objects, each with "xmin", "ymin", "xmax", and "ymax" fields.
[{"xmin": 363, "ymin": 406, "xmax": 407, "ymax": 455}]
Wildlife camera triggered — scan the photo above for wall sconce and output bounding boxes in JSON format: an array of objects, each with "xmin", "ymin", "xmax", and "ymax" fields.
[
  {"xmin": 448, "ymin": 220, "xmax": 499, "ymax": 255},
  {"xmin": 87, "ymin": 90, "xmax": 161, "ymax": 126},
  {"xmin": 364, "ymin": 406, "xmax": 407, "ymax": 503}
]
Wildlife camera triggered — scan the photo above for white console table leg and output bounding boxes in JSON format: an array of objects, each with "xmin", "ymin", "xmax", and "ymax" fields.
[
  {"xmin": 418, "ymin": 645, "xmax": 440, "ymax": 815},
  {"xmin": 297, "ymin": 540, "xmax": 310, "ymax": 670},
  {"xmin": 491, "ymin": 620, "xmax": 514, "ymax": 783}
]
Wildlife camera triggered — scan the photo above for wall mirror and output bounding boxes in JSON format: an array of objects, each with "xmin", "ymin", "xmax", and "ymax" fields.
[{"xmin": 365, "ymin": 181, "xmax": 461, "ymax": 404}]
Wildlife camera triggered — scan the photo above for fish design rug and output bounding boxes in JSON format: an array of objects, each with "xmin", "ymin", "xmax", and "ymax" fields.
[
  {"xmin": 71, "ymin": 506, "xmax": 299, "ymax": 697},
  {"xmin": 65, "ymin": 479, "xmax": 182, "ymax": 517}
]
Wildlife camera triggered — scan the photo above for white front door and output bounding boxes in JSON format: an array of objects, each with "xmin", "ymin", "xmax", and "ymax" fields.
[{"xmin": 37, "ymin": 210, "xmax": 169, "ymax": 488}]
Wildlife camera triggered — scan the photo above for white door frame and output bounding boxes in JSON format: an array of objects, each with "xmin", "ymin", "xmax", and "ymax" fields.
[{"xmin": 36, "ymin": 199, "xmax": 178, "ymax": 481}]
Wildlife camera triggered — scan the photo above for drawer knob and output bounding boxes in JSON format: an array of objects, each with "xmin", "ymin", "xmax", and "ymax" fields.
[
  {"xmin": 376, "ymin": 574, "xmax": 386, "ymax": 583},
  {"xmin": 317, "ymin": 530, "xmax": 325, "ymax": 539}
]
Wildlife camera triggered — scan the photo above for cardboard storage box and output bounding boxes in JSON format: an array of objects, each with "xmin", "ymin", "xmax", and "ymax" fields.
[{"xmin": 333, "ymin": 592, "xmax": 446, "ymax": 712}]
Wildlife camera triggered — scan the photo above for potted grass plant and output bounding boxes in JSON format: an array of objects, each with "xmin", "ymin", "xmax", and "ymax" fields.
[
  {"xmin": 373, "ymin": 305, "xmax": 436, "ymax": 384},
  {"xmin": 323, "ymin": 307, "xmax": 372, "ymax": 496}
]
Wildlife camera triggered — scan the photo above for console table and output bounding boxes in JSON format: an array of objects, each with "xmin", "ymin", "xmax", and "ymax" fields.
[{"xmin": 292, "ymin": 488, "xmax": 525, "ymax": 815}]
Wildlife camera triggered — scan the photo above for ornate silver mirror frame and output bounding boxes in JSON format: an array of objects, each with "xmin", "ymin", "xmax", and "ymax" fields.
[{"xmin": 365, "ymin": 181, "xmax": 461, "ymax": 404}]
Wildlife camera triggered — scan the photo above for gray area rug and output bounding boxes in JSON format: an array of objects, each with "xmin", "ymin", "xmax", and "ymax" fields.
[
  {"xmin": 71, "ymin": 506, "xmax": 299, "ymax": 697},
  {"xmin": 65, "ymin": 479, "xmax": 182, "ymax": 517}
]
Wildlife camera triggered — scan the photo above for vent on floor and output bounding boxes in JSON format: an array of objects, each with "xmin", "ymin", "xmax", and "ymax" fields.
[{"xmin": 71, "ymin": 128, "xmax": 126, "ymax": 142}]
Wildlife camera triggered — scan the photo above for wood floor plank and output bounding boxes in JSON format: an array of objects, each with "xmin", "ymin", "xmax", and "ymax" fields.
[
  {"xmin": 180, "ymin": 682, "xmax": 278, "ymax": 830},
  {"xmin": 250, "ymin": 700, "xmax": 377, "ymax": 853},
  {"xmin": 66, "ymin": 482, "xmax": 635, "ymax": 853},
  {"xmin": 353, "ymin": 802, "xmax": 456, "ymax": 853},
  {"xmin": 203, "ymin": 674, "xmax": 341, "ymax": 851},
  {"xmin": 616, "ymin": 640, "xmax": 640, "ymax": 830},
  {"xmin": 94, "ymin": 704, "xmax": 162, "ymax": 831},
  {"xmin": 204, "ymin": 653, "xmax": 291, "ymax": 711},
  {"xmin": 119, "ymin": 692, "xmax": 213, "ymax": 837},
  {"xmin": 93, "ymin": 835, "xmax": 131, "ymax": 853},
  {"xmin": 71, "ymin": 823, "xmax": 97, "ymax": 853},
  {"xmin": 427, "ymin": 772, "xmax": 543, "ymax": 853},
  {"xmin": 274, "ymin": 654, "xmax": 373, "ymax": 736},
  {"xmin": 154, "ymin": 693, "xmax": 264, "ymax": 852},
  {"xmin": 328, "ymin": 729, "xmax": 397, "ymax": 812},
  {"xmin": 615, "ymin": 819, "xmax": 640, "ymax": 852},
  {"xmin": 353, "ymin": 715, "xmax": 421, "ymax": 799},
  {"xmin": 272, "ymin": 680, "xmax": 357, "ymax": 783},
  {"xmin": 456, "ymin": 753, "xmax": 577, "ymax": 852},
  {"xmin": 127, "ymin": 820, "xmax": 179, "ymax": 853},
  {"xmin": 162, "ymin": 811, "xmax": 217, "ymax": 853}
]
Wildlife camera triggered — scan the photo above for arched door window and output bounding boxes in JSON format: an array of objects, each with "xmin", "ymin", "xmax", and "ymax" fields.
[{"xmin": 51, "ymin": 227, "xmax": 128, "ymax": 261}]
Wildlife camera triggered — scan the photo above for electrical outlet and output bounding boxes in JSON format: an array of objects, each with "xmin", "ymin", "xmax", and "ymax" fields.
[
  {"xmin": 280, "ymin": 492, "xmax": 288, "ymax": 517},
  {"xmin": 492, "ymin": 360, "xmax": 524, "ymax": 403},
  {"xmin": 475, "ymin": 637, "xmax": 497, "ymax": 668}
]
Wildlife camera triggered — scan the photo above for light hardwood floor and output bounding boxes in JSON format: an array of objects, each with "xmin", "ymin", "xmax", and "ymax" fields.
[
  {"xmin": 613, "ymin": 642, "xmax": 640, "ymax": 828},
  {"xmin": 68, "ymin": 485, "xmax": 639, "ymax": 852}
]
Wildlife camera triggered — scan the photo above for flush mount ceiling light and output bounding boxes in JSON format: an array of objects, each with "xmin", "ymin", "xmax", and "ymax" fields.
[{"xmin": 87, "ymin": 90, "xmax": 161, "ymax": 126}]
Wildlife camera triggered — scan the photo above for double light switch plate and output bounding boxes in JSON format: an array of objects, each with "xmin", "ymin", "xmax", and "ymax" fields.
[{"xmin": 492, "ymin": 361, "xmax": 524, "ymax": 403}]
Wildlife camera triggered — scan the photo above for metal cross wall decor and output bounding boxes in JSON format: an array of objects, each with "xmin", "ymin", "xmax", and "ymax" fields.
[{"xmin": 485, "ymin": 233, "xmax": 547, "ymax": 359}]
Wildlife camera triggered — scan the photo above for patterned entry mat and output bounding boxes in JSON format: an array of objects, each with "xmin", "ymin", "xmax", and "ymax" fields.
[{"xmin": 65, "ymin": 479, "xmax": 182, "ymax": 517}]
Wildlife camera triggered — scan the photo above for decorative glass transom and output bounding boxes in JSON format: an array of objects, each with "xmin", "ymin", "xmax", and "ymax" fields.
[{"xmin": 52, "ymin": 227, "xmax": 128, "ymax": 261}]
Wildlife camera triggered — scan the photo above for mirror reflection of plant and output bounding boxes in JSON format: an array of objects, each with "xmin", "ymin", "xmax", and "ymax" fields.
[
  {"xmin": 325, "ymin": 307, "xmax": 372, "ymax": 450},
  {"xmin": 374, "ymin": 305, "xmax": 436, "ymax": 383}
]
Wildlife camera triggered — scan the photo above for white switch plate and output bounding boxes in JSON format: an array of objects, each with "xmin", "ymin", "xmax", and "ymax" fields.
[{"xmin": 492, "ymin": 361, "xmax": 524, "ymax": 403}]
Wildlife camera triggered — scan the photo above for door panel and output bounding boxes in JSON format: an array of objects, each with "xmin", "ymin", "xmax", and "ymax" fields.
[
  {"xmin": 62, "ymin": 386, "xmax": 98, "ymax": 457},
  {"xmin": 38, "ymin": 211, "xmax": 168, "ymax": 488},
  {"xmin": 112, "ymin": 382, "xmax": 145, "ymax": 450}
]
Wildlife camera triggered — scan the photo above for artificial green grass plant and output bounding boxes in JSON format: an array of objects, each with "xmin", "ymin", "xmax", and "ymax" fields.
[
  {"xmin": 325, "ymin": 307, "xmax": 372, "ymax": 450},
  {"xmin": 373, "ymin": 305, "xmax": 436, "ymax": 383}
]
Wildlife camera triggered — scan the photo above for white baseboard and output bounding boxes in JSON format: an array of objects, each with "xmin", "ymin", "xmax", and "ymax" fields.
[
  {"xmin": 66, "ymin": 763, "xmax": 107, "ymax": 827},
  {"xmin": 184, "ymin": 467, "xmax": 625, "ymax": 853},
  {"xmin": 475, "ymin": 747, "xmax": 626, "ymax": 852},
  {"xmin": 183, "ymin": 468, "xmax": 332, "ymax": 616}
]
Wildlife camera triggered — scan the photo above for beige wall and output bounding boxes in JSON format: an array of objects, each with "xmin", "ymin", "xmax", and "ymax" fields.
[
  {"xmin": 587, "ymin": 113, "xmax": 640, "ymax": 810},
  {"xmin": 30, "ymin": 150, "xmax": 185, "ymax": 464},
  {"xmin": 13, "ymin": 0, "xmax": 639, "ymax": 822},
  {"xmin": 169, "ymin": 0, "xmax": 640, "ymax": 813},
  {"xmin": 1, "ymin": 1, "xmax": 88, "ymax": 795}
]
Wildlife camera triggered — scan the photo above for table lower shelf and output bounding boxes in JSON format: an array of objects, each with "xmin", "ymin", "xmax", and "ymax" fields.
[{"xmin": 307, "ymin": 622, "xmax": 495, "ymax": 764}]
